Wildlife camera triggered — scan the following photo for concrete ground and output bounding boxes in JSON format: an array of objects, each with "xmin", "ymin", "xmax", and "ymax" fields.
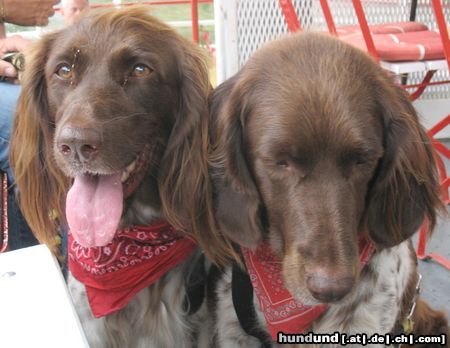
[
  {"xmin": 413, "ymin": 210, "xmax": 450, "ymax": 320},
  {"xmin": 412, "ymin": 140, "xmax": 450, "ymax": 320}
]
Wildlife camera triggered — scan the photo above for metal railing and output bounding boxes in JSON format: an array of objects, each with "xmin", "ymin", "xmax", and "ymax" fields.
[
  {"xmin": 8, "ymin": 0, "xmax": 214, "ymax": 44},
  {"xmin": 84, "ymin": 0, "xmax": 214, "ymax": 43}
]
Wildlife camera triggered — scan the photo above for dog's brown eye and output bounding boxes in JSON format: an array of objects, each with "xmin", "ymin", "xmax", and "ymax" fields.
[
  {"xmin": 276, "ymin": 160, "xmax": 289, "ymax": 168},
  {"xmin": 352, "ymin": 154, "xmax": 370, "ymax": 165},
  {"xmin": 355, "ymin": 158, "xmax": 368, "ymax": 165},
  {"xmin": 131, "ymin": 64, "xmax": 152, "ymax": 78},
  {"xmin": 56, "ymin": 64, "xmax": 73, "ymax": 80}
]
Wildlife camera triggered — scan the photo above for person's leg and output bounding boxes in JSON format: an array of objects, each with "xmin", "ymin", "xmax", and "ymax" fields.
[
  {"xmin": 0, "ymin": 82, "xmax": 20, "ymax": 180},
  {"xmin": 7, "ymin": 192, "xmax": 38, "ymax": 249},
  {"xmin": 0, "ymin": 82, "xmax": 38, "ymax": 250}
]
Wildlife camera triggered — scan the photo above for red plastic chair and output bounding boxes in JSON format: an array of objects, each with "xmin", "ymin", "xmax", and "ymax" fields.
[{"xmin": 279, "ymin": 0, "xmax": 450, "ymax": 270}]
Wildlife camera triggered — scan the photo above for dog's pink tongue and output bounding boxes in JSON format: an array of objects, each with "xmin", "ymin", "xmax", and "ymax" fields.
[{"xmin": 66, "ymin": 173, "xmax": 123, "ymax": 247}]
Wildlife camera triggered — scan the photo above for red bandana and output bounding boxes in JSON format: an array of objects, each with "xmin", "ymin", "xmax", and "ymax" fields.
[
  {"xmin": 241, "ymin": 234, "xmax": 376, "ymax": 340},
  {"xmin": 68, "ymin": 221, "xmax": 197, "ymax": 318}
]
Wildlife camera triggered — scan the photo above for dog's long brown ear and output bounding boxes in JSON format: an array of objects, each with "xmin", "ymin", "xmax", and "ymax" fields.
[
  {"xmin": 10, "ymin": 33, "xmax": 69, "ymax": 256},
  {"xmin": 209, "ymin": 74, "xmax": 264, "ymax": 250},
  {"xmin": 365, "ymin": 77, "xmax": 445, "ymax": 247},
  {"xmin": 158, "ymin": 38, "xmax": 237, "ymax": 266}
]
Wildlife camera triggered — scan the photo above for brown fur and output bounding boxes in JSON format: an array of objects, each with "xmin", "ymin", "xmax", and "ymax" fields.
[
  {"xmin": 10, "ymin": 6, "xmax": 235, "ymax": 265},
  {"xmin": 411, "ymin": 299, "xmax": 449, "ymax": 347},
  {"xmin": 209, "ymin": 32, "xmax": 447, "ymax": 342}
]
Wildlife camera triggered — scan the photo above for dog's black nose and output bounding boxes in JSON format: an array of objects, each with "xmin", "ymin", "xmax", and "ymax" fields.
[
  {"xmin": 306, "ymin": 270, "xmax": 355, "ymax": 303},
  {"xmin": 57, "ymin": 126, "xmax": 101, "ymax": 163}
]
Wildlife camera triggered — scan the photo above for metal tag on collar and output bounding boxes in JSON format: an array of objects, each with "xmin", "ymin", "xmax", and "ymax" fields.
[{"xmin": 402, "ymin": 273, "xmax": 422, "ymax": 334}]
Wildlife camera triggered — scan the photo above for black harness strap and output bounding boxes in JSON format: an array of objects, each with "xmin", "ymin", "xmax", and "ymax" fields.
[
  {"xmin": 183, "ymin": 253, "xmax": 207, "ymax": 315},
  {"xmin": 232, "ymin": 264, "xmax": 273, "ymax": 347}
]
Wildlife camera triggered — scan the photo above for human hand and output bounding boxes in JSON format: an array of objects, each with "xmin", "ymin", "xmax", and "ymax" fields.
[
  {"xmin": 2, "ymin": 0, "xmax": 59, "ymax": 26},
  {"xmin": 0, "ymin": 35, "xmax": 30, "ymax": 78}
]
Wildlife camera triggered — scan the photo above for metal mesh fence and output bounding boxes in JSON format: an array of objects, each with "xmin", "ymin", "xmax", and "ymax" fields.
[
  {"xmin": 233, "ymin": 0, "xmax": 449, "ymax": 99},
  {"xmin": 236, "ymin": 0, "xmax": 316, "ymax": 67}
]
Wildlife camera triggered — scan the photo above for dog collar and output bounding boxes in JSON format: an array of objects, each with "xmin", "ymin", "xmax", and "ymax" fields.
[
  {"xmin": 68, "ymin": 221, "xmax": 197, "ymax": 317},
  {"xmin": 240, "ymin": 234, "xmax": 376, "ymax": 341}
]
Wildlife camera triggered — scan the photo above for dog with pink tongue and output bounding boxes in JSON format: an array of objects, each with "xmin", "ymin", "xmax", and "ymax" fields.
[{"xmin": 10, "ymin": 7, "xmax": 232, "ymax": 348}]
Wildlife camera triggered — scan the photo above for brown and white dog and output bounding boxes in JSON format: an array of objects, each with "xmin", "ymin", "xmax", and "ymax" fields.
[
  {"xmin": 10, "ymin": 7, "xmax": 232, "ymax": 348},
  {"xmin": 208, "ymin": 32, "xmax": 449, "ymax": 347}
]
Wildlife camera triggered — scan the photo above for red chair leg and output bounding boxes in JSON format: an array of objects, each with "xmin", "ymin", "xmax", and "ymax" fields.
[
  {"xmin": 417, "ymin": 217, "xmax": 450, "ymax": 270},
  {"xmin": 417, "ymin": 218, "xmax": 430, "ymax": 260},
  {"xmin": 278, "ymin": 0, "xmax": 301, "ymax": 33}
]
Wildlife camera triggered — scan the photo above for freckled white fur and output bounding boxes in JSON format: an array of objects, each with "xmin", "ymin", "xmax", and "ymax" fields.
[
  {"xmin": 69, "ymin": 251, "xmax": 207, "ymax": 348},
  {"xmin": 312, "ymin": 241, "xmax": 414, "ymax": 347},
  {"xmin": 212, "ymin": 241, "xmax": 414, "ymax": 348}
]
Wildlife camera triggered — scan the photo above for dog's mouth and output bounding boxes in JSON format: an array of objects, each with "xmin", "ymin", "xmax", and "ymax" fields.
[
  {"xmin": 66, "ymin": 145, "xmax": 152, "ymax": 248},
  {"xmin": 121, "ymin": 145, "xmax": 152, "ymax": 198}
]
